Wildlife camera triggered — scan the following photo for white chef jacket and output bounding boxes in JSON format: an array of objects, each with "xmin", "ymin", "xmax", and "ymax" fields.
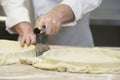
[{"xmin": 0, "ymin": 0, "xmax": 102, "ymax": 47}]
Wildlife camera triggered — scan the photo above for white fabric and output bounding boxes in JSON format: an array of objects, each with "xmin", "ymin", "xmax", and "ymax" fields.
[
  {"xmin": 0, "ymin": 0, "xmax": 102, "ymax": 47},
  {"xmin": 0, "ymin": 0, "xmax": 101, "ymax": 33},
  {"xmin": 0, "ymin": 0, "xmax": 31, "ymax": 34},
  {"xmin": 61, "ymin": 0, "xmax": 102, "ymax": 26}
]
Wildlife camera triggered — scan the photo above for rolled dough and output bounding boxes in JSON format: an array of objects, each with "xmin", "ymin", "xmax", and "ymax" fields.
[
  {"xmin": 20, "ymin": 47, "xmax": 120, "ymax": 73},
  {"xmin": 0, "ymin": 40, "xmax": 36, "ymax": 65}
]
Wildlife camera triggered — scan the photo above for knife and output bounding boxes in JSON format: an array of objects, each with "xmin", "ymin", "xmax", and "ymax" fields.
[{"xmin": 33, "ymin": 27, "xmax": 49, "ymax": 56}]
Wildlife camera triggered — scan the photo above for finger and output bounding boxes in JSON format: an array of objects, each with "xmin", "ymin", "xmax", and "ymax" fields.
[
  {"xmin": 31, "ymin": 35, "xmax": 36, "ymax": 45},
  {"xmin": 26, "ymin": 38, "xmax": 31, "ymax": 46},
  {"xmin": 45, "ymin": 21, "xmax": 52, "ymax": 35},
  {"xmin": 45, "ymin": 18, "xmax": 56, "ymax": 35},
  {"xmin": 49, "ymin": 18, "xmax": 60, "ymax": 35},
  {"xmin": 53, "ymin": 22, "xmax": 61, "ymax": 35},
  {"xmin": 49, "ymin": 25, "xmax": 58, "ymax": 35},
  {"xmin": 21, "ymin": 37, "xmax": 26, "ymax": 47},
  {"xmin": 50, "ymin": 24, "xmax": 58, "ymax": 35},
  {"xmin": 52, "ymin": 27, "xmax": 58, "ymax": 35},
  {"xmin": 35, "ymin": 16, "xmax": 45, "ymax": 30},
  {"xmin": 35, "ymin": 20, "xmax": 42, "ymax": 30}
]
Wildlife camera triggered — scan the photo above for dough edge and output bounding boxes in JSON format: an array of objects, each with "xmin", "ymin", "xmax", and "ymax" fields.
[{"xmin": 20, "ymin": 47, "xmax": 120, "ymax": 73}]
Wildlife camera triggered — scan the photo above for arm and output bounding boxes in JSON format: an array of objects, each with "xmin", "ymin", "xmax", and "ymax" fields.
[
  {"xmin": 1, "ymin": 0, "xmax": 36, "ymax": 47},
  {"xmin": 35, "ymin": 4, "xmax": 75, "ymax": 35},
  {"xmin": 61, "ymin": 0, "xmax": 102, "ymax": 25},
  {"xmin": 35, "ymin": 0, "xmax": 102, "ymax": 35}
]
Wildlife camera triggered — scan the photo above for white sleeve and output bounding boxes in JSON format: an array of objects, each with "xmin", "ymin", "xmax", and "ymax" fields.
[
  {"xmin": 61, "ymin": 0, "xmax": 102, "ymax": 26},
  {"xmin": 0, "ymin": 0, "xmax": 30, "ymax": 34}
]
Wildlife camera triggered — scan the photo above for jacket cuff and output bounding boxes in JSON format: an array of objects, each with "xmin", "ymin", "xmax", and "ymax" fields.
[{"xmin": 6, "ymin": 13, "xmax": 30, "ymax": 34}]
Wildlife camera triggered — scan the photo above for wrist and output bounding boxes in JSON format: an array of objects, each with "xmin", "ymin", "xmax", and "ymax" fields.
[
  {"xmin": 12, "ymin": 22, "xmax": 33, "ymax": 36},
  {"xmin": 58, "ymin": 4, "xmax": 75, "ymax": 24}
]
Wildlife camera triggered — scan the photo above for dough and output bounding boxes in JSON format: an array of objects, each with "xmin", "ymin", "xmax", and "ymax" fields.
[
  {"xmin": 20, "ymin": 47, "xmax": 120, "ymax": 73},
  {"xmin": 0, "ymin": 40, "xmax": 36, "ymax": 65}
]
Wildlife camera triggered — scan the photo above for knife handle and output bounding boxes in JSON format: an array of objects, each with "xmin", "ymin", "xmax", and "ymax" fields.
[
  {"xmin": 33, "ymin": 28, "xmax": 40, "ymax": 34},
  {"xmin": 33, "ymin": 26, "xmax": 46, "ymax": 35}
]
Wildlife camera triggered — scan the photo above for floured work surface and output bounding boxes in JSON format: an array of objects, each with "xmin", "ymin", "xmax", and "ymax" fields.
[{"xmin": 0, "ymin": 64, "xmax": 120, "ymax": 80}]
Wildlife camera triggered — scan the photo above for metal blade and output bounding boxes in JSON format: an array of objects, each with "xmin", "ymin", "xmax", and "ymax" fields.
[{"xmin": 34, "ymin": 27, "xmax": 49, "ymax": 56}]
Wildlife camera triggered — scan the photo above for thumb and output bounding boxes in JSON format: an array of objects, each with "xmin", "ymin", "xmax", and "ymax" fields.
[{"xmin": 35, "ymin": 16, "xmax": 45, "ymax": 30}]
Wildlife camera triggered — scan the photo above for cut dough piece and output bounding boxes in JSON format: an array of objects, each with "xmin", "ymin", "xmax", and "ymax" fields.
[
  {"xmin": 20, "ymin": 47, "xmax": 120, "ymax": 73},
  {"xmin": 0, "ymin": 40, "xmax": 36, "ymax": 65}
]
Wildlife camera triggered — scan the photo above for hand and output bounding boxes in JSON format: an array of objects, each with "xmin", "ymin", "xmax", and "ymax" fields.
[
  {"xmin": 12, "ymin": 22, "xmax": 36, "ymax": 47},
  {"xmin": 35, "ymin": 4, "xmax": 75, "ymax": 35}
]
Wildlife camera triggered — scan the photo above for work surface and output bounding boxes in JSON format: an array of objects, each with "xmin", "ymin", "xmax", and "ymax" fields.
[
  {"xmin": 0, "ymin": 46, "xmax": 120, "ymax": 80},
  {"xmin": 0, "ymin": 64, "xmax": 120, "ymax": 80}
]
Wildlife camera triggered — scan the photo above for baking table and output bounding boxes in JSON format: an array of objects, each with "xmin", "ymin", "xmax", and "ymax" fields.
[{"xmin": 0, "ymin": 45, "xmax": 120, "ymax": 80}]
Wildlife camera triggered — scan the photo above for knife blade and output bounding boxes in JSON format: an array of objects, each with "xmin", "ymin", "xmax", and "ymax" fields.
[{"xmin": 33, "ymin": 27, "xmax": 49, "ymax": 56}]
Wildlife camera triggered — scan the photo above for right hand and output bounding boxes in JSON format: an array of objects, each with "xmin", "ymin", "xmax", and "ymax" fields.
[{"xmin": 35, "ymin": 4, "xmax": 75, "ymax": 35}]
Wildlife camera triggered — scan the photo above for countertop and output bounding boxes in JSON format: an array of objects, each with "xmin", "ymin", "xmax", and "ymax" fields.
[{"xmin": 0, "ymin": 46, "xmax": 120, "ymax": 80}]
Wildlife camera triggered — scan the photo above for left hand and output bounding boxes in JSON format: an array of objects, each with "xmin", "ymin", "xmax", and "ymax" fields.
[
  {"xmin": 12, "ymin": 22, "xmax": 36, "ymax": 47},
  {"xmin": 35, "ymin": 4, "xmax": 75, "ymax": 35}
]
